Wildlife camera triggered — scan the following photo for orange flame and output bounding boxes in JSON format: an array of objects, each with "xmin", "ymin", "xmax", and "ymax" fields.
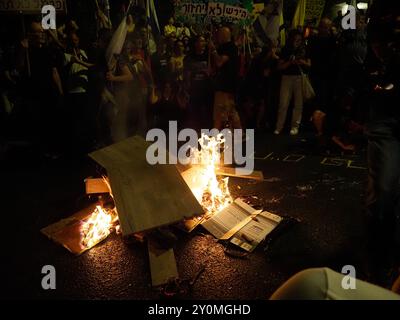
[
  {"xmin": 80, "ymin": 205, "xmax": 118, "ymax": 249},
  {"xmin": 189, "ymin": 134, "xmax": 233, "ymax": 216}
]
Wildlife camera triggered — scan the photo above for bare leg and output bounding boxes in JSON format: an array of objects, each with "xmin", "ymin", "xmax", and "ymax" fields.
[{"xmin": 312, "ymin": 110, "xmax": 326, "ymax": 136}]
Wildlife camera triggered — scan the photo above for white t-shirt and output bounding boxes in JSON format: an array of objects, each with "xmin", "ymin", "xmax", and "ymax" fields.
[{"xmin": 64, "ymin": 49, "xmax": 89, "ymax": 94}]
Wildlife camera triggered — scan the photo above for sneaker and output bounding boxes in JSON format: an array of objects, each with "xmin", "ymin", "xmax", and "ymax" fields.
[
  {"xmin": 290, "ymin": 128, "xmax": 299, "ymax": 136},
  {"xmin": 273, "ymin": 130, "xmax": 280, "ymax": 135}
]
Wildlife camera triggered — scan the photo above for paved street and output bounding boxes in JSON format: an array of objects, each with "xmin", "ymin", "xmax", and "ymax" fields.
[{"xmin": 2, "ymin": 132, "xmax": 369, "ymax": 299}]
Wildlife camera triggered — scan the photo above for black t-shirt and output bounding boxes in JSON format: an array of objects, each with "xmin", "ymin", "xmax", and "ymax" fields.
[
  {"xmin": 338, "ymin": 30, "xmax": 368, "ymax": 67},
  {"xmin": 308, "ymin": 35, "xmax": 337, "ymax": 76},
  {"xmin": 184, "ymin": 52, "xmax": 212, "ymax": 98},
  {"xmin": 28, "ymin": 45, "xmax": 58, "ymax": 94},
  {"xmin": 215, "ymin": 41, "xmax": 239, "ymax": 93},
  {"xmin": 279, "ymin": 45, "xmax": 308, "ymax": 76},
  {"xmin": 244, "ymin": 55, "xmax": 278, "ymax": 98},
  {"xmin": 184, "ymin": 52, "xmax": 209, "ymax": 85},
  {"xmin": 151, "ymin": 51, "xmax": 170, "ymax": 85}
]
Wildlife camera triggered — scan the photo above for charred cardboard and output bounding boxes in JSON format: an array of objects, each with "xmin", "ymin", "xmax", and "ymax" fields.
[
  {"xmin": 41, "ymin": 203, "xmax": 101, "ymax": 255},
  {"xmin": 89, "ymin": 136, "xmax": 205, "ymax": 236}
]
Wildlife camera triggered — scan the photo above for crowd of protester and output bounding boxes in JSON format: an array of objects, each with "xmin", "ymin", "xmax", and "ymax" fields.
[{"xmin": 0, "ymin": 6, "xmax": 371, "ymax": 159}]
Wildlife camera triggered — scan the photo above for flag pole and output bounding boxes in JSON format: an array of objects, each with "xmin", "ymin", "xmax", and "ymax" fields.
[
  {"xmin": 146, "ymin": 0, "xmax": 150, "ymax": 60},
  {"xmin": 126, "ymin": 0, "xmax": 134, "ymax": 15}
]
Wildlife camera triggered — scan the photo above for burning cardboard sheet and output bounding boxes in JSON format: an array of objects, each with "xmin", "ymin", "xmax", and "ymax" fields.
[
  {"xmin": 41, "ymin": 203, "xmax": 118, "ymax": 255},
  {"xmin": 89, "ymin": 136, "xmax": 205, "ymax": 236}
]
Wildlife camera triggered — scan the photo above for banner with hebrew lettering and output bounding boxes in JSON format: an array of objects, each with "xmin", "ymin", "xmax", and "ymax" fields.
[
  {"xmin": 0, "ymin": 0, "xmax": 66, "ymax": 13},
  {"xmin": 305, "ymin": 0, "xmax": 325, "ymax": 27},
  {"xmin": 174, "ymin": 0, "xmax": 253, "ymax": 26},
  {"xmin": 253, "ymin": 0, "xmax": 283, "ymax": 47}
]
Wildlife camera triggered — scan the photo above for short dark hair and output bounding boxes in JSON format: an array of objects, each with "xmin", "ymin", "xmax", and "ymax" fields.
[{"xmin": 288, "ymin": 29, "xmax": 303, "ymax": 41}]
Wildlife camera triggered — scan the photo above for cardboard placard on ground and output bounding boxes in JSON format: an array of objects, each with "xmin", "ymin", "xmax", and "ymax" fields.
[
  {"xmin": 89, "ymin": 136, "xmax": 205, "ymax": 236},
  {"xmin": 148, "ymin": 241, "xmax": 179, "ymax": 287}
]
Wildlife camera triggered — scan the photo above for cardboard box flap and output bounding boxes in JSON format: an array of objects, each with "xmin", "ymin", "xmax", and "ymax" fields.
[{"xmin": 89, "ymin": 136, "xmax": 205, "ymax": 236}]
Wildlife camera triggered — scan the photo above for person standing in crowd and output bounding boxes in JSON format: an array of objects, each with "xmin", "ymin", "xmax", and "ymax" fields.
[
  {"xmin": 333, "ymin": 10, "xmax": 344, "ymax": 33},
  {"xmin": 151, "ymin": 37, "xmax": 170, "ymax": 91},
  {"xmin": 209, "ymin": 26, "xmax": 242, "ymax": 130},
  {"xmin": 274, "ymin": 29, "xmax": 311, "ymax": 136},
  {"xmin": 241, "ymin": 38, "xmax": 279, "ymax": 130},
  {"xmin": 87, "ymin": 28, "xmax": 112, "ymax": 146},
  {"xmin": 330, "ymin": 12, "xmax": 368, "ymax": 151},
  {"xmin": 364, "ymin": 0, "xmax": 400, "ymax": 284},
  {"xmin": 308, "ymin": 18, "xmax": 337, "ymax": 139},
  {"xmin": 169, "ymin": 40, "xmax": 186, "ymax": 83},
  {"xmin": 182, "ymin": 36, "xmax": 191, "ymax": 55},
  {"xmin": 176, "ymin": 22, "xmax": 191, "ymax": 41},
  {"xmin": 169, "ymin": 40, "xmax": 187, "ymax": 110},
  {"xmin": 164, "ymin": 17, "xmax": 177, "ymax": 39},
  {"xmin": 107, "ymin": 37, "xmax": 153, "ymax": 140},
  {"xmin": 18, "ymin": 20, "xmax": 64, "ymax": 157},
  {"xmin": 183, "ymin": 35, "xmax": 213, "ymax": 130},
  {"xmin": 64, "ymin": 32, "xmax": 95, "ymax": 153},
  {"xmin": 151, "ymin": 81, "xmax": 183, "ymax": 132},
  {"xmin": 139, "ymin": 24, "xmax": 157, "ymax": 63}
]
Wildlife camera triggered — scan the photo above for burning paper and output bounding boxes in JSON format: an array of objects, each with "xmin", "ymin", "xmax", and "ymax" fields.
[
  {"xmin": 185, "ymin": 134, "xmax": 233, "ymax": 216},
  {"xmin": 80, "ymin": 205, "xmax": 119, "ymax": 249}
]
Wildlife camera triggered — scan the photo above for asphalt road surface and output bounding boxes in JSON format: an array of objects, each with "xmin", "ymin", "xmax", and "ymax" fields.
[{"xmin": 2, "ymin": 132, "xmax": 370, "ymax": 299}]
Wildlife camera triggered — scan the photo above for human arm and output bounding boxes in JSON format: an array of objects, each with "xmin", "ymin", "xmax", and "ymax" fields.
[
  {"xmin": 106, "ymin": 64, "xmax": 133, "ymax": 82},
  {"xmin": 52, "ymin": 67, "xmax": 64, "ymax": 95},
  {"xmin": 209, "ymin": 40, "xmax": 229, "ymax": 68}
]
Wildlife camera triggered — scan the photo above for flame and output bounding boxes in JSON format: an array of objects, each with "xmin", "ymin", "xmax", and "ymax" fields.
[
  {"xmin": 80, "ymin": 205, "xmax": 118, "ymax": 249},
  {"xmin": 188, "ymin": 133, "xmax": 233, "ymax": 216}
]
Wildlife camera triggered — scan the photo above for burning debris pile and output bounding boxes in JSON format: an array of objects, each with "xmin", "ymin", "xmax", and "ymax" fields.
[
  {"xmin": 76, "ymin": 133, "xmax": 234, "ymax": 251},
  {"xmin": 41, "ymin": 135, "xmax": 273, "ymax": 287}
]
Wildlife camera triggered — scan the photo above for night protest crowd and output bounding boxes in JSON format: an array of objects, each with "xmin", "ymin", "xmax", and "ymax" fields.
[
  {"xmin": 0, "ymin": 1, "xmax": 372, "ymax": 156},
  {"xmin": 1, "ymin": 0, "xmax": 400, "ymax": 295}
]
